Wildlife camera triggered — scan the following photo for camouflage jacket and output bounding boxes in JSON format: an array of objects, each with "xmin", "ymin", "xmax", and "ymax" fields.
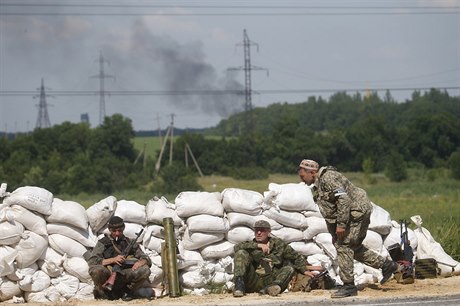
[
  {"xmin": 313, "ymin": 166, "xmax": 372, "ymax": 227},
  {"xmin": 86, "ymin": 234, "xmax": 152, "ymax": 268},
  {"xmin": 234, "ymin": 237, "xmax": 307, "ymax": 274}
]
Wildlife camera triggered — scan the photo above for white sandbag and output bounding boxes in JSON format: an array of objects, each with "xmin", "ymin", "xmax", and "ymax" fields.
[
  {"xmin": 181, "ymin": 228, "xmax": 224, "ymax": 250},
  {"xmin": 3, "ymin": 186, "xmax": 53, "ymax": 216},
  {"xmin": 211, "ymin": 271, "xmax": 233, "ymax": 284},
  {"xmin": 263, "ymin": 182, "xmax": 316, "ymax": 211},
  {"xmin": 0, "ymin": 220, "xmax": 24, "ymax": 245},
  {"xmin": 178, "ymin": 244, "xmax": 205, "ymax": 262},
  {"xmin": 175, "ymin": 191, "xmax": 224, "ymax": 218},
  {"xmin": 48, "ymin": 234, "xmax": 88, "ymax": 258},
  {"xmin": 46, "ymin": 198, "xmax": 89, "ymax": 230},
  {"xmin": 47, "ymin": 223, "xmax": 98, "ymax": 248},
  {"xmin": 0, "ymin": 205, "xmax": 47, "ymax": 236},
  {"xmin": 115, "ymin": 200, "xmax": 147, "ymax": 225},
  {"xmin": 362, "ymin": 230, "xmax": 384, "ymax": 254},
  {"xmin": 221, "ymin": 188, "xmax": 264, "ymax": 216},
  {"xmin": 411, "ymin": 215, "xmax": 459, "ymax": 276},
  {"xmin": 226, "ymin": 212, "xmax": 283, "ymax": 230},
  {"xmin": 70, "ymin": 282, "xmax": 95, "ymax": 301},
  {"xmin": 101, "ymin": 221, "xmax": 145, "ymax": 241},
  {"xmin": 14, "ymin": 230, "xmax": 48, "ymax": 268},
  {"xmin": 314, "ymin": 233, "xmax": 337, "ymax": 259},
  {"xmin": 146, "ymin": 196, "xmax": 183, "ymax": 226},
  {"xmin": 24, "ymin": 285, "xmax": 65, "ymax": 303},
  {"xmin": 263, "ymin": 207, "xmax": 308, "ymax": 229},
  {"xmin": 18, "ymin": 270, "xmax": 51, "ymax": 292},
  {"xmin": 225, "ymin": 226, "xmax": 254, "ymax": 244},
  {"xmin": 383, "ymin": 220, "xmax": 418, "ymax": 250},
  {"xmin": 272, "ymin": 227, "xmax": 304, "ymax": 243},
  {"xmin": 51, "ymin": 272, "xmax": 80, "ymax": 299},
  {"xmin": 63, "ymin": 254, "xmax": 91, "ymax": 283},
  {"xmin": 187, "ymin": 214, "xmax": 230, "ymax": 233},
  {"xmin": 180, "ymin": 269, "xmax": 209, "ymax": 288},
  {"xmin": 200, "ymin": 241, "xmax": 235, "ymax": 259},
  {"xmin": 0, "ymin": 277, "xmax": 22, "ymax": 302},
  {"xmin": 306, "ymin": 254, "xmax": 334, "ymax": 270},
  {"xmin": 290, "ymin": 241, "xmax": 324, "ymax": 257},
  {"xmin": 38, "ymin": 247, "xmax": 65, "ymax": 278},
  {"xmin": 148, "ymin": 263, "xmax": 164, "ymax": 284},
  {"xmin": 302, "ymin": 205, "xmax": 323, "ymax": 218},
  {"xmin": 144, "ymin": 235, "xmax": 164, "ymax": 253},
  {"xmin": 355, "ymin": 272, "xmax": 378, "ymax": 286},
  {"xmin": 6, "ymin": 262, "xmax": 38, "ymax": 281},
  {"xmin": 86, "ymin": 196, "xmax": 117, "ymax": 233},
  {"xmin": 303, "ymin": 216, "xmax": 328, "ymax": 240},
  {"xmin": 369, "ymin": 203, "xmax": 392, "ymax": 235},
  {"xmin": 0, "ymin": 246, "xmax": 18, "ymax": 276}
]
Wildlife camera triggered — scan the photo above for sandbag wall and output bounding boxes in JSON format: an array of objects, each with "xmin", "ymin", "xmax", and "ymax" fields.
[{"xmin": 0, "ymin": 183, "xmax": 459, "ymax": 302}]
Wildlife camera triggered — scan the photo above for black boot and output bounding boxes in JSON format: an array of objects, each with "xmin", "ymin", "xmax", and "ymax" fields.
[
  {"xmin": 381, "ymin": 259, "xmax": 398, "ymax": 284},
  {"xmin": 233, "ymin": 276, "xmax": 245, "ymax": 297},
  {"xmin": 331, "ymin": 283, "xmax": 358, "ymax": 298}
]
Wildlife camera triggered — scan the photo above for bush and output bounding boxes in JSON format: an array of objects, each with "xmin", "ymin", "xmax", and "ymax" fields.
[
  {"xmin": 449, "ymin": 150, "xmax": 460, "ymax": 180},
  {"xmin": 385, "ymin": 151, "xmax": 408, "ymax": 182}
]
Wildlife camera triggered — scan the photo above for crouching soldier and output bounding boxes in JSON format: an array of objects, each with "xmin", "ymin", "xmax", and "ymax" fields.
[{"xmin": 232, "ymin": 220, "xmax": 315, "ymax": 297}]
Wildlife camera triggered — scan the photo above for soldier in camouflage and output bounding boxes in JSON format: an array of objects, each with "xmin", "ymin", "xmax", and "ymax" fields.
[
  {"xmin": 298, "ymin": 159, "xmax": 398, "ymax": 298},
  {"xmin": 86, "ymin": 216, "xmax": 152, "ymax": 301},
  {"xmin": 232, "ymin": 220, "xmax": 316, "ymax": 297}
]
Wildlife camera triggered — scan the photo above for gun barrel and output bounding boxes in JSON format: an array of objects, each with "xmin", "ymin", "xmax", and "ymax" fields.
[{"xmin": 163, "ymin": 217, "xmax": 181, "ymax": 297}]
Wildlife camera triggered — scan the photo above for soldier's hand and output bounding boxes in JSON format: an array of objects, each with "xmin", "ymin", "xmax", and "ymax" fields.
[
  {"xmin": 258, "ymin": 242, "xmax": 270, "ymax": 254},
  {"xmin": 132, "ymin": 259, "xmax": 147, "ymax": 271},
  {"xmin": 113, "ymin": 255, "xmax": 126, "ymax": 266},
  {"xmin": 304, "ymin": 271, "xmax": 316, "ymax": 278},
  {"xmin": 336, "ymin": 226, "xmax": 346, "ymax": 240}
]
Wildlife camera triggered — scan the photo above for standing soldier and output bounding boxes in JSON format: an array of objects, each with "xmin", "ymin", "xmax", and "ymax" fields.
[
  {"xmin": 232, "ymin": 220, "xmax": 316, "ymax": 297},
  {"xmin": 86, "ymin": 216, "xmax": 152, "ymax": 301},
  {"xmin": 297, "ymin": 159, "xmax": 398, "ymax": 298}
]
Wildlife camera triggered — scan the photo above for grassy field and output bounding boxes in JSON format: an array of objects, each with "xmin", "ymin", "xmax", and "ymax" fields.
[
  {"xmin": 61, "ymin": 170, "xmax": 460, "ymax": 261},
  {"xmin": 132, "ymin": 136, "xmax": 169, "ymax": 160}
]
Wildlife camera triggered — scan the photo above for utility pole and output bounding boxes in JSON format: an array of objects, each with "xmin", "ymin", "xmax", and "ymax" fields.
[
  {"xmin": 156, "ymin": 112, "xmax": 163, "ymax": 147},
  {"xmin": 34, "ymin": 78, "xmax": 52, "ymax": 129},
  {"xmin": 169, "ymin": 113, "xmax": 175, "ymax": 165},
  {"xmin": 91, "ymin": 51, "xmax": 114, "ymax": 125},
  {"xmin": 228, "ymin": 29, "xmax": 268, "ymax": 133}
]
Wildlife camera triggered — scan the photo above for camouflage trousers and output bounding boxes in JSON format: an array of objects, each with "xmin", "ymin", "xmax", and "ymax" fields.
[
  {"xmin": 233, "ymin": 249, "xmax": 295, "ymax": 293},
  {"xmin": 89, "ymin": 264, "xmax": 151, "ymax": 299},
  {"xmin": 327, "ymin": 211, "xmax": 385, "ymax": 284}
]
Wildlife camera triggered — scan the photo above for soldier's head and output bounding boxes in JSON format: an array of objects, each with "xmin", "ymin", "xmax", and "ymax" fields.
[
  {"xmin": 108, "ymin": 216, "xmax": 125, "ymax": 240},
  {"xmin": 298, "ymin": 159, "xmax": 319, "ymax": 185},
  {"xmin": 254, "ymin": 220, "xmax": 271, "ymax": 243}
]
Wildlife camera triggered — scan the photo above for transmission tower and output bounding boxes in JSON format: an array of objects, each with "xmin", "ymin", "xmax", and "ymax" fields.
[
  {"xmin": 91, "ymin": 51, "xmax": 114, "ymax": 125},
  {"xmin": 34, "ymin": 78, "xmax": 52, "ymax": 129},
  {"xmin": 228, "ymin": 29, "xmax": 268, "ymax": 132}
]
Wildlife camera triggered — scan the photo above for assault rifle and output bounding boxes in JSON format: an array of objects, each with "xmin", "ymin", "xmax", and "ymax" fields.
[
  {"xmin": 400, "ymin": 219, "xmax": 414, "ymax": 262},
  {"xmin": 103, "ymin": 228, "xmax": 144, "ymax": 291},
  {"xmin": 304, "ymin": 270, "xmax": 330, "ymax": 292}
]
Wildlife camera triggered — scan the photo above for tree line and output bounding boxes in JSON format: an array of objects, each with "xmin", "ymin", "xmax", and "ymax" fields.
[{"xmin": 1, "ymin": 89, "xmax": 459, "ymax": 195}]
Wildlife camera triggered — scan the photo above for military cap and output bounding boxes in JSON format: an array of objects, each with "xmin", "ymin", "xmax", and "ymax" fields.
[
  {"xmin": 254, "ymin": 220, "xmax": 271, "ymax": 229},
  {"xmin": 298, "ymin": 159, "xmax": 319, "ymax": 171},
  {"xmin": 108, "ymin": 216, "xmax": 125, "ymax": 230}
]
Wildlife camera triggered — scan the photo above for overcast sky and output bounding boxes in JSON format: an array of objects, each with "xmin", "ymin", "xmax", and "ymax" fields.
[{"xmin": 0, "ymin": 0, "xmax": 459, "ymax": 132}]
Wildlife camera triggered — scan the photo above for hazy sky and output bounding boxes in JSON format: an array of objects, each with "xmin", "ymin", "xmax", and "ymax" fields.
[{"xmin": 1, "ymin": 0, "xmax": 459, "ymax": 132}]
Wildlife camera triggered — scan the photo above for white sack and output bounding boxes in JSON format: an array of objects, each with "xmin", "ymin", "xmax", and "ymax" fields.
[
  {"xmin": 314, "ymin": 233, "xmax": 337, "ymax": 259},
  {"xmin": 200, "ymin": 241, "xmax": 235, "ymax": 259},
  {"xmin": 46, "ymin": 198, "xmax": 89, "ymax": 230},
  {"xmin": 383, "ymin": 220, "xmax": 418, "ymax": 250},
  {"xmin": 63, "ymin": 254, "xmax": 91, "ymax": 283},
  {"xmin": 48, "ymin": 234, "xmax": 88, "ymax": 258},
  {"xmin": 0, "ymin": 220, "xmax": 24, "ymax": 245},
  {"xmin": 362, "ymin": 230, "xmax": 384, "ymax": 254},
  {"xmin": 221, "ymin": 188, "xmax": 263, "ymax": 216},
  {"xmin": 181, "ymin": 228, "xmax": 224, "ymax": 251},
  {"xmin": 272, "ymin": 227, "xmax": 304, "ymax": 243},
  {"xmin": 146, "ymin": 196, "xmax": 183, "ymax": 226},
  {"xmin": 86, "ymin": 196, "xmax": 117, "ymax": 233},
  {"xmin": 211, "ymin": 271, "xmax": 233, "ymax": 285},
  {"xmin": 225, "ymin": 226, "xmax": 254, "ymax": 244},
  {"xmin": 180, "ymin": 269, "xmax": 209, "ymax": 288},
  {"xmin": 263, "ymin": 207, "xmax": 308, "ymax": 229},
  {"xmin": 144, "ymin": 235, "xmax": 164, "ymax": 253},
  {"xmin": 289, "ymin": 241, "xmax": 324, "ymax": 257},
  {"xmin": 0, "ymin": 246, "xmax": 18, "ymax": 276},
  {"xmin": 303, "ymin": 216, "xmax": 328, "ymax": 240},
  {"xmin": 0, "ymin": 277, "xmax": 22, "ymax": 302},
  {"xmin": 187, "ymin": 214, "xmax": 229, "ymax": 233},
  {"xmin": 50, "ymin": 272, "xmax": 80, "ymax": 299},
  {"xmin": 3, "ymin": 186, "xmax": 53, "ymax": 216},
  {"xmin": 369, "ymin": 203, "xmax": 392, "ymax": 235},
  {"xmin": 226, "ymin": 212, "xmax": 283, "ymax": 230},
  {"xmin": 70, "ymin": 282, "xmax": 95, "ymax": 301},
  {"xmin": 0, "ymin": 205, "xmax": 47, "ymax": 236},
  {"xmin": 14, "ymin": 230, "xmax": 48, "ymax": 268},
  {"xmin": 6, "ymin": 262, "xmax": 38, "ymax": 282},
  {"xmin": 24, "ymin": 285, "xmax": 65, "ymax": 303},
  {"xmin": 263, "ymin": 182, "xmax": 316, "ymax": 211},
  {"xmin": 38, "ymin": 247, "xmax": 65, "ymax": 278},
  {"xmin": 18, "ymin": 270, "xmax": 51, "ymax": 292},
  {"xmin": 102, "ymin": 221, "xmax": 145, "ymax": 241},
  {"xmin": 47, "ymin": 223, "xmax": 98, "ymax": 248},
  {"xmin": 175, "ymin": 191, "xmax": 224, "ymax": 218},
  {"xmin": 115, "ymin": 199, "xmax": 147, "ymax": 225}
]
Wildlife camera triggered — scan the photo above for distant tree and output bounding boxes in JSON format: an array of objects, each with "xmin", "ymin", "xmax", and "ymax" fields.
[
  {"xmin": 385, "ymin": 151, "xmax": 408, "ymax": 182},
  {"xmin": 449, "ymin": 150, "xmax": 460, "ymax": 180}
]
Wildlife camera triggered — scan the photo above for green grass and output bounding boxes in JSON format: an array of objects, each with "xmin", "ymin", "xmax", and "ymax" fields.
[{"xmin": 132, "ymin": 136, "xmax": 170, "ymax": 160}]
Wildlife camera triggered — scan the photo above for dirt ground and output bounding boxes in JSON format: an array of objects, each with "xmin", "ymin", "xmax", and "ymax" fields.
[{"xmin": 20, "ymin": 275, "xmax": 460, "ymax": 306}]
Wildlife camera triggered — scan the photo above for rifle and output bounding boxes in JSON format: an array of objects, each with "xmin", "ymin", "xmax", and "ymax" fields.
[
  {"xmin": 103, "ymin": 228, "xmax": 144, "ymax": 291},
  {"xmin": 304, "ymin": 270, "xmax": 329, "ymax": 292},
  {"xmin": 400, "ymin": 219, "xmax": 414, "ymax": 262}
]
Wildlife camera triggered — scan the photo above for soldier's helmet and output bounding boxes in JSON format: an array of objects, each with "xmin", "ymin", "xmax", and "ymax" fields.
[
  {"xmin": 254, "ymin": 220, "xmax": 271, "ymax": 230},
  {"xmin": 298, "ymin": 159, "xmax": 319, "ymax": 171}
]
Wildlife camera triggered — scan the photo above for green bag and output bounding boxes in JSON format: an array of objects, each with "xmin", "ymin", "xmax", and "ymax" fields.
[{"xmin": 415, "ymin": 258, "xmax": 439, "ymax": 279}]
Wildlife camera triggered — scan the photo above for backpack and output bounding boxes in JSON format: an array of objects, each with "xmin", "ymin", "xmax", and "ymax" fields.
[{"xmin": 290, "ymin": 271, "xmax": 336, "ymax": 292}]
